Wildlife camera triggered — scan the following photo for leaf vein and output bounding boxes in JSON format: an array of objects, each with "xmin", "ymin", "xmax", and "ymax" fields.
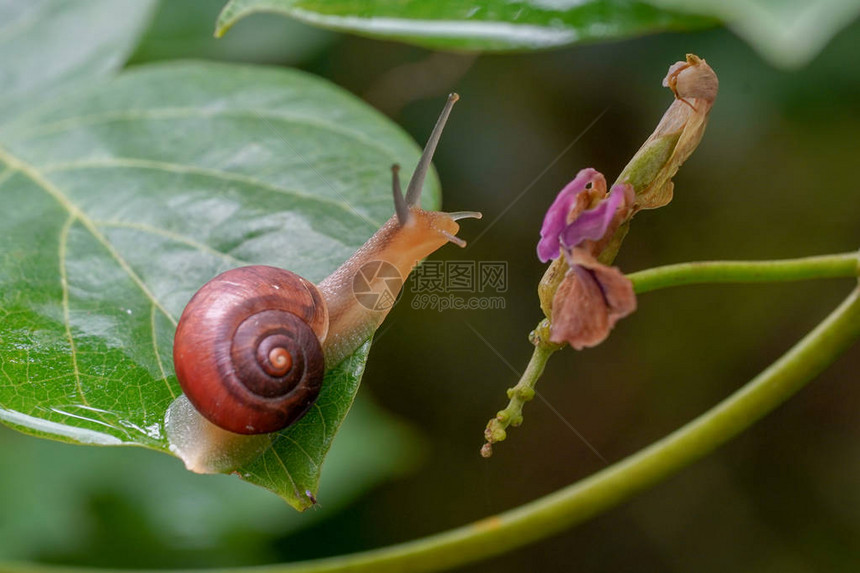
[
  {"xmin": 150, "ymin": 303, "xmax": 175, "ymax": 400},
  {"xmin": 10, "ymin": 107, "xmax": 403, "ymax": 164},
  {"xmin": 314, "ymin": 403, "xmax": 327, "ymax": 437},
  {"xmin": 271, "ymin": 448, "xmax": 301, "ymax": 499},
  {"xmin": 0, "ymin": 144, "xmax": 178, "ymax": 327},
  {"xmin": 59, "ymin": 215, "xmax": 86, "ymax": 406},
  {"xmin": 43, "ymin": 157, "xmax": 382, "ymax": 229},
  {"xmin": 283, "ymin": 434, "xmax": 320, "ymax": 470},
  {"xmin": 95, "ymin": 219, "xmax": 248, "ymax": 266}
]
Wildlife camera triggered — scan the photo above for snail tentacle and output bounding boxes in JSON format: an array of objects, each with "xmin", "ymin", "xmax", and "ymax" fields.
[
  {"xmin": 392, "ymin": 164, "xmax": 410, "ymax": 226},
  {"xmin": 404, "ymin": 92, "xmax": 459, "ymax": 207}
]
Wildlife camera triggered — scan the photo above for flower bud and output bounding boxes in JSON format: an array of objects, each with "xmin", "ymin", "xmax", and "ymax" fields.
[{"xmin": 617, "ymin": 53, "xmax": 718, "ymax": 211}]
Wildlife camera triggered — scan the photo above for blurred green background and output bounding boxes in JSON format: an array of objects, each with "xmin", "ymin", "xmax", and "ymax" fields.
[{"xmin": 2, "ymin": 1, "xmax": 859, "ymax": 571}]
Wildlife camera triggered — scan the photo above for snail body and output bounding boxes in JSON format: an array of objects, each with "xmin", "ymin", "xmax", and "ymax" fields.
[{"xmin": 167, "ymin": 94, "xmax": 480, "ymax": 472}]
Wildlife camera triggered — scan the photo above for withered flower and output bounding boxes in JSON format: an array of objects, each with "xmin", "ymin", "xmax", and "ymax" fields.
[
  {"xmin": 619, "ymin": 53, "xmax": 718, "ymax": 211},
  {"xmin": 538, "ymin": 169, "xmax": 636, "ymax": 349},
  {"xmin": 537, "ymin": 54, "xmax": 718, "ymax": 349},
  {"xmin": 550, "ymin": 246, "xmax": 636, "ymax": 349}
]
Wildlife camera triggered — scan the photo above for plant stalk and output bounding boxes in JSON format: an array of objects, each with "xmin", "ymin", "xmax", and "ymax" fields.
[{"xmin": 629, "ymin": 252, "xmax": 859, "ymax": 293}]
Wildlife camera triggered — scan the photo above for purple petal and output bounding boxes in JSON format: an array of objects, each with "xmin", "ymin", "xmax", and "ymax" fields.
[
  {"xmin": 559, "ymin": 183, "xmax": 626, "ymax": 250},
  {"xmin": 537, "ymin": 168, "xmax": 603, "ymax": 263}
]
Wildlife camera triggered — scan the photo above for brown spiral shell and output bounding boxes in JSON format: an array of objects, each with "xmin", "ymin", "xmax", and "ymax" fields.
[{"xmin": 173, "ymin": 266, "xmax": 328, "ymax": 434}]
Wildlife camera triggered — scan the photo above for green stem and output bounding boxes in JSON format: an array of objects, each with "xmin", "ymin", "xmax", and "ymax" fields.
[
  {"xmin": 7, "ymin": 285, "xmax": 860, "ymax": 573},
  {"xmin": 481, "ymin": 340, "xmax": 556, "ymax": 458},
  {"xmin": 628, "ymin": 252, "xmax": 859, "ymax": 294}
]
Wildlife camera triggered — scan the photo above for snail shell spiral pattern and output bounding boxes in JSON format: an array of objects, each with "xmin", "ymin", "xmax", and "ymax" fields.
[{"xmin": 173, "ymin": 266, "xmax": 329, "ymax": 434}]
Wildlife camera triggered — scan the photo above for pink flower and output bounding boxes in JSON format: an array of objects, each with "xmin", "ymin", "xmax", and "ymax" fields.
[
  {"xmin": 537, "ymin": 169, "xmax": 637, "ymax": 349},
  {"xmin": 537, "ymin": 168, "xmax": 605, "ymax": 263}
]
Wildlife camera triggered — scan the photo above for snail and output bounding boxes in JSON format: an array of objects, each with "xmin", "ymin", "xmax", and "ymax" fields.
[{"xmin": 165, "ymin": 94, "xmax": 480, "ymax": 473}]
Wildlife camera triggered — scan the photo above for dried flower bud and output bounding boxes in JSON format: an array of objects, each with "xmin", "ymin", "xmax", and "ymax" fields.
[
  {"xmin": 550, "ymin": 248, "xmax": 636, "ymax": 349},
  {"xmin": 618, "ymin": 53, "xmax": 718, "ymax": 211}
]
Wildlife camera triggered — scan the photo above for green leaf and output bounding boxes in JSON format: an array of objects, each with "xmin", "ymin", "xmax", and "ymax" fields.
[
  {"xmin": 0, "ymin": 0, "xmax": 158, "ymax": 125},
  {"xmin": 643, "ymin": 0, "xmax": 860, "ymax": 68},
  {"xmin": 0, "ymin": 61, "xmax": 438, "ymax": 509},
  {"xmin": 128, "ymin": 0, "xmax": 333, "ymax": 66},
  {"xmin": 215, "ymin": 0, "xmax": 715, "ymax": 52},
  {"xmin": 215, "ymin": 0, "xmax": 859, "ymax": 68}
]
